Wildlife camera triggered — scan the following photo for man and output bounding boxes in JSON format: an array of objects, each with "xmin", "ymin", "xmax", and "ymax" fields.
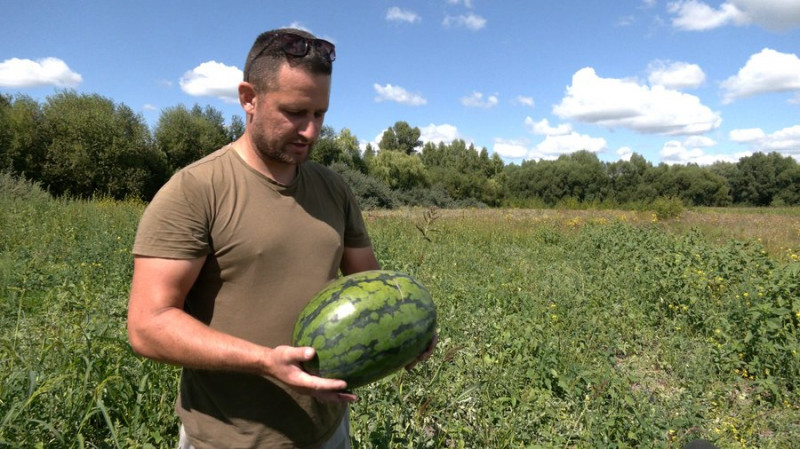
[{"xmin": 127, "ymin": 28, "xmax": 431, "ymax": 448}]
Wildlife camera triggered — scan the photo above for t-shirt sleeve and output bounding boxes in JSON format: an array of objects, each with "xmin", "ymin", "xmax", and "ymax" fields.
[
  {"xmin": 133, "ymin": 171, "xmax": 212, "ymax": 259},
  {"xmin": 342, "ymin": 182, "xmax": 372, "ymax": 249}
]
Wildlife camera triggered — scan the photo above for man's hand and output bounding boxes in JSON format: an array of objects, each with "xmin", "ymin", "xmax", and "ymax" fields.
[
  {"xmin": 405, "ymin": 332, "xmax": 438, "ymax": 371},
  {"xmin": 266, "ymin": 346, "xmax": 358, "ymax": 403}
]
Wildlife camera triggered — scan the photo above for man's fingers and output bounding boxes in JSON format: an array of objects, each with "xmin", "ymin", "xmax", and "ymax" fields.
[
  {"xmin": 268, "ymin": 345, "xmax": 355, "ymax": 402},
  {"xmin": 278, "ymin": 346, "xmax": 315, "ymax": 363},
  {"xmin": 405, "ymin": 333, "xmax": 438, "ymax": 371},
  {"xmin": 297, "ymin": 370, "xmax": 348, "ymax": 391}
]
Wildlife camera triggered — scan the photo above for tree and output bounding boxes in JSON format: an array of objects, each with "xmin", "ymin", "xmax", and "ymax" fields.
[
  {"xmin": 154, "ymin": 104, "xmax": 230, "ymax": 173},
  {"xmin": 418, "ymin": 139, "xmax": 505, "ymax": 206},
  {"xmin": 558, "ymin": 150, "xmax": 609, "ymax": 203},
  {"xmin": 379, "ymin": 121, "xmax": 422, "ymax": 154},
  {"xmin": 0, "ymin": 94, "xmax": 46, "ymax": 180},
  {"xmin": 393, "ymin": 121, "xmax": 422, "ymax": 154},
  {"xmin": 39, "ymin": 90, "xmax": 165, "ymax": 199},
  {"xmin": 227, "ymin": 115, "xmax": 245, "ymax": 141},
  {"xmin": 310, "ymin": 127, "xmax": 368, "ymax": 173},
  {"xmin": 310, "ymin": 125, "xmax": 340, "ymax": 166},
  {"xmin": 368, "ymin": 150, "xmax": 428, "ymax": 190},
  {"xmin": 668, "ymin": 164, "xmax": 731, "ymax": 206},
  {"xmin": 337, "ymin": 128, "xmax": 368, "ymax": 173},
  {"xmin": 0, "ymin": 94, "xmax": 10, "ymax": 166},
  {"xmin": 419, "ymin": 142, "xmax": 443, "ymax": 167},
  {"xmin": 363, "ymin": 143, "xmax": 376, "ymax": 168},
  {"xmin": 775, "ymin": 164, "xmax": 800, "ymax": 205},
  {"xmin": 607, "ymin": 153, "xmax": 652, "ymax": 204},
  {"xmin": 726, "ymin": 152, "xmax": 800, "ymax": 206}
]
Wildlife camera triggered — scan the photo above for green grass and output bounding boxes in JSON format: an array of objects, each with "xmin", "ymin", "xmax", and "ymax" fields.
[{"xmin": 2, "ymin": 180, "xmax": 799, "ymax": 448}]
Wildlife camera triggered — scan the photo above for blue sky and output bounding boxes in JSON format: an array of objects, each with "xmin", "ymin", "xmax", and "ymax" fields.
[{"xmin": 2, "ymin": 0, "xmax": 799, "ymax": 166}]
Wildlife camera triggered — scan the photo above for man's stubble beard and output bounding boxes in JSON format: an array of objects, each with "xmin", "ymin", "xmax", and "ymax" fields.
[{"xmin": 253, "ymin": 133, "xmax": 315, "ymax": 166}]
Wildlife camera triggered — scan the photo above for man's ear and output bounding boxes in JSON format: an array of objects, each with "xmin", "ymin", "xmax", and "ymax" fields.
[{"xmin": 239, "ymin": 82, "xmax": 257, "ymax": 114}]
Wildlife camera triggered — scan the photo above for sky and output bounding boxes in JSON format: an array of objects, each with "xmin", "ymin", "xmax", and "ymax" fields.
[{"xmin": 2, "ymin": 0, "xmax": 800, "ymax": 166}]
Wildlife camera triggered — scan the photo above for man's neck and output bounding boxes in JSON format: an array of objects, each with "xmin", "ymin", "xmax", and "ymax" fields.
[{"xmin": 233, "ymin": 137, "xmax": 297, "ymax": 185}]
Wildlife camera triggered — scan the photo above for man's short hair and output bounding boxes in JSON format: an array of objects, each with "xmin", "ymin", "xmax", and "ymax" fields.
[{"xmin": 243, "ymin": 28, "xmax": 333, "ymax": 93}]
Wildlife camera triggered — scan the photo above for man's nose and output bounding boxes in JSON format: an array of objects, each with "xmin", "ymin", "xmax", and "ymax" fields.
[{"xmin": 296, "ymin": 117, "xmax": 320, "ymax": 139}]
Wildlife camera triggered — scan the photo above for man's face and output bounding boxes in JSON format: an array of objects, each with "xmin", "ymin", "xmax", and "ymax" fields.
[{"xmin": 249, "ymin": 64, "xmax": 331, "ymax": 166}]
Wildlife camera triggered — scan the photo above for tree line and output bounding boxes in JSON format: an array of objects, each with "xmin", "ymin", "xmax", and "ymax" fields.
[{"xmin": 2, "ymin": 91, "xmax": 799, "ymax": 208}]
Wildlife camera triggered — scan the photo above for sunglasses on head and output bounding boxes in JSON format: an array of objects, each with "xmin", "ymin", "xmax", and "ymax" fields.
[{"xmin": 253, "ymin": 32, "xmax": 336, "ymax": 65}]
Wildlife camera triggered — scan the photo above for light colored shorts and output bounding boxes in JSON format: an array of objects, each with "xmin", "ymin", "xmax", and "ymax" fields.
[{"xmin": 178, "ymin": 409, "xmax": 350, "ymax": 449}]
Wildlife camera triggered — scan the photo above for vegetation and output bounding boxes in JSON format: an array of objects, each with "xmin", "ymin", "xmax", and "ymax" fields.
[
  {"xmin": 3, "ymin": 92, "xmax": 800, "ymax": 209},
  {"xmin": 2, "ymin": 176, "xmax": 798, "ymax": 448},
  {"xmin": 2, "ymin": 91, "xmax": 799, "ymax": 446}
]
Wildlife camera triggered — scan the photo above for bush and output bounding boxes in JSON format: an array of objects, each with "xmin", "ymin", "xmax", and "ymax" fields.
[
  {"xmin": 0, "ymin": 171, "xmax": 51, "ymax": 202},
  {"xmin": 330, "ymin": 163, "xmax": 398, "ymax": 210},
  {"xmin": 650, "ymin": 196, "xmax": 685, "ymax": 219},
  {"xmin": 397, "ymin": 185, "xmax": 456, "ymax": 208}
]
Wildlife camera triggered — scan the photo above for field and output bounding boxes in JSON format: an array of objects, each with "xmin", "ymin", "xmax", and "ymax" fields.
[{"xmin": 1, "ymin": 178, "xmax": 799, "ymax": 448}]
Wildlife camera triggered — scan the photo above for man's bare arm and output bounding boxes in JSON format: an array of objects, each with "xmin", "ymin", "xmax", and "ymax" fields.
[
  {"xmin": 127, "ymin": 255, "xmax": 354, "ymax": 401},
  {"xmin": 340, "ymin": 246, "xmax": 380, "ymax": 275}
]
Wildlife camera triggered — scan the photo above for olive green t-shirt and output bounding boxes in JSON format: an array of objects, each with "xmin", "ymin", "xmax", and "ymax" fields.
[{"xmin": 133, "ymin": 145, "xmax": 372, "ymax": 448}]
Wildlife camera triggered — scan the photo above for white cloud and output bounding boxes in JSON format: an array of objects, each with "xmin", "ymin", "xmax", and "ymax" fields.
[
  {"xmin": 660, "ymin": 140, "xmax": 706, "ymax": 163},
  {"xmin": 617, "ymin": 146, "xmax": 634, "ymax": 161},
  {"xmin": 721, "ymin": 48, "xmax": 800, "ymax": 103},
  {"xmin": 730, "ymin": 0, "xmax": 800, "ymax": 31},
  {"xmin": 684, "ymin": 135, "xmax": 717, "ymax": 147},
  {"xmin": 443, "ymin": 13, "xmax": 486, "ymax": 30},
  {"xmin": 530, "ymin": 132, "xmax": 608, "ymax": 160},
  {"xmin": 731, "ymin": 125, "xmax": 800, "ymax": 155},
  {"xmin": 419, "ymin": 123, "xmax": 461, "ymax": 144},
  {"xmin": 179, "ymin": 61, "xmax": 241, "ymax": 103},
  {"xmin": 493, "ymin": 138, "xmax": 529, "ymax": 159},
  {"xmin": 386, "ymin": 7, "xmax": 421, "ymax": 24},
  {"xmin": 729, "ymin": 128, "xmax": 766, "ymax": 143},
  {"xmin": 524, "ymin": 117, "xmax": 572, "ymax": 136},
  {"xmin": 667, "ymin": 0, "xmax": 800, "ymax": 31},
  {"xmin": 514, "ymin": 96, "xmax": 535, "ymax": 108},
  {"xmin": 659, "ymin": 138, "xmax": 749, "ymax": 165},
  {"xmin": 667, "ymin": 0, "xmax": 750, "ymax": 30},
  {"xmin": 285, "ymin": 21, "xmax": 312, "ymax": 33},
  {"xmin": 373, "ymin": 83, "xmax": 427, "ymax": 106},
  {"xmin": 761, "ymin": 125, "xmax": 800, "ymax": 153},
  {"xmin": 0, "ymin": 57, "xmax": 82, "ymax": 88},
  {"xmin": 617, "ymin": 15, "xmax": 636, "ymax": 27},
  {"xmin": 461, "ymin": 91, "xmax": 498, "ymax": 108},
  {"xmin": 142, "ymin": 104, "xmax": 158, "ymax": 111},
  {"xmin": 647, "ymin": 60, "xmax": 706, "ymax": 89},
  {"xmin": 493, "ymin": 132, "xmax": 607, "ymax": 161},
  {"xmin": 553, "ymin": 67, "xmax": 721, "ymax": 135},
  {"xmin": 446, "ymin": 0, "xmax": 474, "ymax": 8}
]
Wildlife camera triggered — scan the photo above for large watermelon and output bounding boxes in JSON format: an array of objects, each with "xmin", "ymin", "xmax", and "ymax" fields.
[{"xmin": 292, "ymin": 270, "xmax": 437, "ymax": 388}]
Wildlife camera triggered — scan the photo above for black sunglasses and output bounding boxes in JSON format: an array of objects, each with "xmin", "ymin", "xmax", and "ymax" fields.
[{"xmin": 253, "ymin": 32, "xmax": 336, "ymax": 64}]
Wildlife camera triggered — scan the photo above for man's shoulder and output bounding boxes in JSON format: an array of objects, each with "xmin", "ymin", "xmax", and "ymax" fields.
[
  {"xmin": 181, "ymin": 145, "xmax": 236, "ymax": 174},
  {"xmin": 300, "ymin": 161, "xmax": 347, "ymax": 185},
  {"xmin": 301, "ymin": 160, "xmax": 335, "ymax": 176},
  {"xmin": 168, "ymin": 145, "xmax": 240, "ymax": 188},
  {"xmin": 151, "ymin": 145, "xmax": 237, "ymax": 203}
]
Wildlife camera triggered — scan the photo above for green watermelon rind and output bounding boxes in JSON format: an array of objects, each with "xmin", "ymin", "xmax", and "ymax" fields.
[{"xmin": 292, "ymin": 270, "xmax": 437, "ymax": 388}]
